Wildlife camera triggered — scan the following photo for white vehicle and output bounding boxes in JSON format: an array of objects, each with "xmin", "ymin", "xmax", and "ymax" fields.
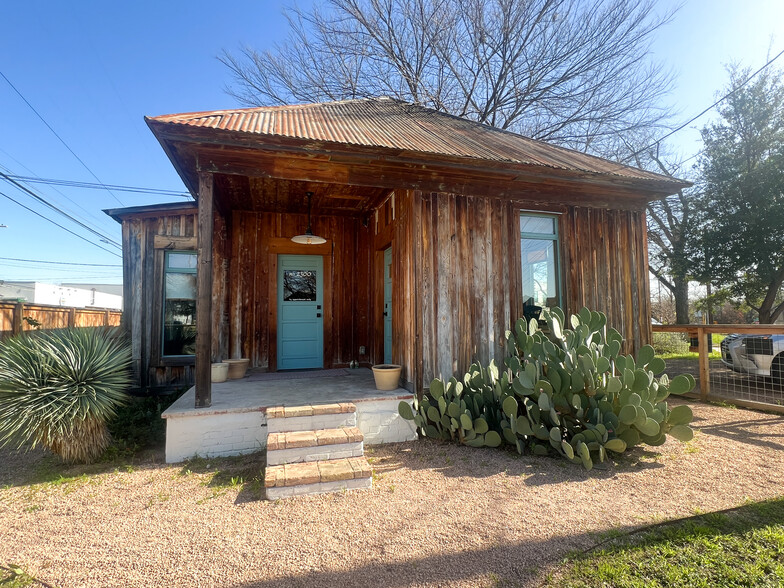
[{"xmin": 721, "ymin": 334, "xmax": 784, "ymax": 386}]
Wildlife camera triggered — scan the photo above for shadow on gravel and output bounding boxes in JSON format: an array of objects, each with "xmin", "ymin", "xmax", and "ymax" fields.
[
  {"xmin": 695, "ymin": 415, "xmax": 784, "ymax": 451},
  {"xmin": 227, "ymin": 498, "xmax": 784, "ymax": 588},
  {"xmin": 0, "ymin": 446, "xmax": 167, "ymax": 489},
  {"xmin": 174, "ymin": 453, "xmax": 267, "ymax": 503},
  {"xmin": 368, "ymin": 439, "xmax": 664, "ymax": 488}
]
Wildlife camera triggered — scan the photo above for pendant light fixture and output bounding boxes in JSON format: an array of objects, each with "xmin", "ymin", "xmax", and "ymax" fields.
[{"xmin": 291, "ymin": 191, "xmax": 326, "ymax": 245}]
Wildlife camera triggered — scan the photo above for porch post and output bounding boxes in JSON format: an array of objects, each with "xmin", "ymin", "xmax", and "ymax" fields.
[{"xmin": 195, "ymin": 171, "xmax": 214, "ymax": 408}]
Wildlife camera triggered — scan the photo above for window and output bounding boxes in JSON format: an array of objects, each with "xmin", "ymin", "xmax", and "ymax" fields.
[
  {"xmin": 163, "ymin": 251, "xmax": 197, "ymax": 356},
  {"xmin": 520, "ymin": 213, "xmax": 561, "ymax": 320}
]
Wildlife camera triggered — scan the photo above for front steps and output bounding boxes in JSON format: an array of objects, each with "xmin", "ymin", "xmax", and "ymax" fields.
[{"xmin": 264, "ymin": 403, "xmax": 373, "ymax": 499}]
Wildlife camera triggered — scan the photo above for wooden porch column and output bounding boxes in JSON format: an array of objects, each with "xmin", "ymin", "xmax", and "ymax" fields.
[{"xmin": 195, "ymin": 172, "xmax": 214, "ymax": 408}]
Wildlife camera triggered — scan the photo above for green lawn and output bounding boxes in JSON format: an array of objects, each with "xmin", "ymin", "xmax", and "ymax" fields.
[{"xmin": 547, "ymin": 496, "xmax": 784, "ymax": 587}]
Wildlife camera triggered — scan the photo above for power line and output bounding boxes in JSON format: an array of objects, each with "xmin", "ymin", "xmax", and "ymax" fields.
[
  {"xmin": 3, "ymin": 174, "xmax": 191, "ymax": 198},
  {"xmin": 0, "ymin": 189, "xmax": 121, "ymax": 257},
  {"xmin": 0, "ymin": 170, "xmax": 121, "ymax": 248},
  {"xmin": 0, "ymin": 69, "xmax": 126, "ymax": 206},
  {"xmin": 0, "ymin": 256, "xmax": 121, "ymax": 267},
  {"xmin": 623, "ymin": 47, "xmax": 784, "ymax": 164},
  {"xmin": 0, "ymin": 162, "xmax": 119, "ymax": 236}
]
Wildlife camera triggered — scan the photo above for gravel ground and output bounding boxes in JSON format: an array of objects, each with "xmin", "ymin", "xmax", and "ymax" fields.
[{"xmin": 2, "ymin": 398, "xmax": 784, "ymax": 588}]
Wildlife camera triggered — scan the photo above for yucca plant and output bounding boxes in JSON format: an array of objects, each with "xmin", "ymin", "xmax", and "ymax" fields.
[{"xmin": 0, "ymin": 327, "xmax": 132, "ymax": 463}]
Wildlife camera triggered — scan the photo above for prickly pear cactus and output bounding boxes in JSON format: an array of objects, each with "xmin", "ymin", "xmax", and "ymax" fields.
[{"xmin": 398, "ymin": 306, "xmax": 696, "ymax": 469}]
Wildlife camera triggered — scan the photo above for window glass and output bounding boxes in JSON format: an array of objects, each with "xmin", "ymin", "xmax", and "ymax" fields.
[
  {"xmin": 520, "ymin": 214, "xmax": 560, "ymax": 319},
  {"xmin": 520, "ymin": 215, "xmax": 555, "ymax": 236},
  {"xmin": 167, "ymin": 253, "xmax": 198, "ymax": 270},
  {"xmin": 283, "ymin": 270, "xmax": 317, "ymax": 301},
  {"xmin": 163, "ymin": 252, "xmax": 197, "ymax": 356}
]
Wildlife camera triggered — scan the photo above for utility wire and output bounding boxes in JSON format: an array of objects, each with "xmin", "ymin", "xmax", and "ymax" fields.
[
  {"xmin": 0, "ymin": 69, "xmax": 125, "ymax": 206},
  {"xmin": 622, "ymin": 47, "xmax": 784, "ymax": 164},
  {"xmin": 0, "ymin": 149, "xmax": 118, "ymax": 233},
  {"xmin": 0, "ymin": 170, "xmax": 121, "ymax": 248},
  {"xmin": 3, "ymin": 174, "xmax": 191, "ymax": 198},
  {"xmin": 0, "ymin": 189, "xmax": 121, "ymax": 257},
  {"xmin": 0, "ymin": 256, "xmax": 121, "ymax": 267}
]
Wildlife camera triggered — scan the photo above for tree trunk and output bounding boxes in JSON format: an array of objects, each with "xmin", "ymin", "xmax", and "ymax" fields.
[
  {"xmin": 757, "ymin": 269, "xmax": 784, "ymax": 324},
  {"xmin": 674, "ymin": 276, "xmax": 690, "ymax": 324}
]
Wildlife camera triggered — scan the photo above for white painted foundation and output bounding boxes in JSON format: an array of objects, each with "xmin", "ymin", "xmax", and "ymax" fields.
[
  {"xmin": 355, "ymin": 397, "xmax": 417, "ymax": 445},
  {"xmin": 164, "ymin": 409, "xmax": 267, "ymax": 463},
  {"xmin": 163, "ymin": 395, "xmax": 417, "ymax": 463}
]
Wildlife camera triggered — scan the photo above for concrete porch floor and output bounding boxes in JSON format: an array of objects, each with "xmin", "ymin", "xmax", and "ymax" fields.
[
  {"xmin": 161, "ymin": 368, "xmax": 417, "ymax": 463},
  {"xmin": 164, "ymin": 368, "xmax": 413, "ymax": 417}
]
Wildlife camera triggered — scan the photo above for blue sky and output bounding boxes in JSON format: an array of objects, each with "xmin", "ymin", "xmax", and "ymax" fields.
[{"xmin": 0, "ymin": 0, "xmax": 782, "ymax": 285}]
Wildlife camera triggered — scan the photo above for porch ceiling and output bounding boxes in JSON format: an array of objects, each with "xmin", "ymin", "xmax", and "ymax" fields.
[{"xmin": 214, "ymin": 174, "xmax": 392, "ymax": 216}]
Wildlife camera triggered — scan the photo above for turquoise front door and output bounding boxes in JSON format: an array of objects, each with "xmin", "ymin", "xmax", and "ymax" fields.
[
  {"xmin": 383, "ymin": 247, "xmax": 393, "ymax": 364},
  {"xmin": 277, "ymin": 255, "xmax": 324, "ymax": 370}
]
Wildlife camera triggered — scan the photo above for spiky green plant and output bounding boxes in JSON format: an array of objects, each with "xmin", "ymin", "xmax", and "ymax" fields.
[{"xmin": 0, "ymin": 327, "xmax": 132, "ymax": 463}]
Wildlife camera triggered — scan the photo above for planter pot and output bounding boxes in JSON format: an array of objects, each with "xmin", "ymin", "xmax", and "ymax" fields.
[
  {"xmin": 211, "ymin": 362, "xmax": 229, "ymax": 383},
  {"xmin": 371, "ymin": 364, "xmax": 402, "ymax": 391},
  {"xmin": 223, "ymin": 358, "xmax": 250, "ymax": 379}
]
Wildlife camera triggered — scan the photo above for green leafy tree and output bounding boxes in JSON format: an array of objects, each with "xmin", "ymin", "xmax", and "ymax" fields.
[{"xmin": 693, "ymin": 66, "xmax": 784, "ymax": 323}]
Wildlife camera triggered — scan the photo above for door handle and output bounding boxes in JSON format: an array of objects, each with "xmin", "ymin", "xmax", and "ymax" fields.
[{"xmin": 317, "ymin": 313, "xmax": 322, "ymax": 318}]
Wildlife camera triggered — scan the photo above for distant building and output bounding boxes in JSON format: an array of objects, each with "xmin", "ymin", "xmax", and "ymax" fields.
[{"xmin": 0, "ymin": 281, "xmax": 122, "ymax": 310}]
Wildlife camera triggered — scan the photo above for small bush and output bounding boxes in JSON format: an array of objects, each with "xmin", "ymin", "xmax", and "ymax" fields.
[
  {"xmin": 0, "ymin": 328, "xmax": 131, "ymax": 463},
  {"xmin": 108, "ymin": 392, "xmax": 182, "ymax": 455},
  {"xmin": 652, "ymin": 332, "xmax": 689, "ymax": 356}
]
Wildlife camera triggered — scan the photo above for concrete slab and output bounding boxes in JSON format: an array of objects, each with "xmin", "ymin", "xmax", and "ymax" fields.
[{"xmin": 162, "ymin": 368, "xmax": 413, "ymax": 419}]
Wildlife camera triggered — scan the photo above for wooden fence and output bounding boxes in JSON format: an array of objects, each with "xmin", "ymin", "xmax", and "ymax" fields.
[
  {"xmin": 653, "ymin": 324, "xmax": 784, "ymax": 414},
  {"xmin": 0, "ymin": 301, "xmax": 122, "ymax": 339}
]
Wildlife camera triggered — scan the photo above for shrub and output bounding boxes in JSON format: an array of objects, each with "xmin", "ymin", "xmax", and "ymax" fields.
[
  {"xmin": 400, "ymin": 307, "xmax": 695, "ymax": 470},
  {"xmin": 0, "ymin": 328, "xmax": 132, "ymax": 463},
  {"xmin": 652, "ymin": 331, "xmax": 689, "ymax": 356},
  {"xmin": 108, "ymin": 391, "xmax": 182, "ymax": 455}
]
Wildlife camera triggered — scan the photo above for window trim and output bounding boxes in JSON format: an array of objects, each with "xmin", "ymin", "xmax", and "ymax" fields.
[
  {"xmin": 519, "ymin": 211, "xmax": 562, "ymax": 310},
  {"xmin": 162, "ymin": 250, "xmax": 198, "ymax": 359}
]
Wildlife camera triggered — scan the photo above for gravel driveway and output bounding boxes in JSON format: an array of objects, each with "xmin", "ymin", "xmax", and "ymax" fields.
[{"xmin": 2, "ymin": 399, "xmax": 783, "ymax": 588}]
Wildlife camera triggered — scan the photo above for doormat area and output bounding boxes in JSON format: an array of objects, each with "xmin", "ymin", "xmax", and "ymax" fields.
[{"xmin": 246, "ymin": 368, "xmax": 352, "ymax": 382}]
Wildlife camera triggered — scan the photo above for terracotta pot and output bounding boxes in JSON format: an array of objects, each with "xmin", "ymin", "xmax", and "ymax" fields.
[
  {"xmin": 371, "ymin": 364, "xmax": 402, "ymax": 391},
  {"xmin": 211, "ymin": 362, "xmax": 229, "ymax": 383},
  {"xmin": 223, "ymin": 358, "xmax": 250, "ymax": 379}
]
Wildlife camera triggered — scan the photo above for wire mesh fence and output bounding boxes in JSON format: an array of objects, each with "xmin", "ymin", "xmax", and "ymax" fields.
[{"xmin": 653, "ymin": 325, "xmax": 784, "ymax": 412}]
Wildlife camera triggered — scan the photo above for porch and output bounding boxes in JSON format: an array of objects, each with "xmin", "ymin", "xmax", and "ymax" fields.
[{"xmin": 161, "ymin": 368, "xmax": 416, "ymax": 463}]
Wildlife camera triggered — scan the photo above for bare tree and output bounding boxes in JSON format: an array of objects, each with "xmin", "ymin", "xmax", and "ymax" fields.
[{"xmin": 220, "ymin": 0, "xmax": 676, "ymax": 154}]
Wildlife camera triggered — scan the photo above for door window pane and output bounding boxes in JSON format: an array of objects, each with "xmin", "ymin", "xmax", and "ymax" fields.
[{"xmin": 283, "ymin": 270, "xmax": 317, "ymax": 301}]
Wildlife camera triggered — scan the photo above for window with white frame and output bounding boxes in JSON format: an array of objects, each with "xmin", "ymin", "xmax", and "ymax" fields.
[
  {"xmin": 163, "ymin": 251, "xmax": 197, "ymax": 356},
  {"xmin": 520, "ymin": 213, "xmax": 561, "ymax": 319}
]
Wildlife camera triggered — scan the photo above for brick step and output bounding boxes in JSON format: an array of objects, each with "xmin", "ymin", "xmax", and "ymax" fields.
[
  {"xmin": 266, "ymin": 403, "xmax": 356, "ymax": 433},
  {"xmin": 267, "ymin": 426, "xmax": 364, "ymax": 466},
  {"xmin": 265, "ymin": 457, "xmax": 372, "ymax": 500}
]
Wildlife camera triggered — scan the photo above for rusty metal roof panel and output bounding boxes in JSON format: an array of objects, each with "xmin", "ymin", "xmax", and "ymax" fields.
[{"xmin": 148, "ymin": 98, "xmax": 681, "ymax": 185}]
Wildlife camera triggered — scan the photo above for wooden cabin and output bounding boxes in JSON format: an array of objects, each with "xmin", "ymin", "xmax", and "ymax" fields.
[{"xmin": 107, "ymin": 97, "xmax": 688, "ymax": 404}]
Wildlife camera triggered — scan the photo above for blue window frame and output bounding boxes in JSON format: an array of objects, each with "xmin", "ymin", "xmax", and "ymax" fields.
[
  {"xmin": 520, "ymin": 213, "xmax": 561, "ymax": 321},
  {"xmin": 163, "ymin": 251, "xmax": 197, "ymax": 356}
]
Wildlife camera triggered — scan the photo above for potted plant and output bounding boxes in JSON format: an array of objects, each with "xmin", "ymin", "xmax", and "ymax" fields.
[
  {"xmin": 371, "ymin": 364, "xmax": 402, "ymax": 390},
  {"xmin": 223, "ymin": 358, "xmax": 250, "ymax": 379}
]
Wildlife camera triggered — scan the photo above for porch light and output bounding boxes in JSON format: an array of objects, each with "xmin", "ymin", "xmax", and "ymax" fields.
[{"xmin": 291, "ymin": 191, "xmax": 326, "ymax": 245}]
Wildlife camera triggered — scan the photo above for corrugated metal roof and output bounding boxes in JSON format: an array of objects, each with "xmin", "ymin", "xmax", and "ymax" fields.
[{"xmin": 148, "ymin": 97, "xmax": 681, "ymax": 186}]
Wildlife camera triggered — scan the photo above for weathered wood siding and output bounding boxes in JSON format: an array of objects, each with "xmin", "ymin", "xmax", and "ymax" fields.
[
  {"xmin": 228, "ymin": 210, "xmax": 373, "ymax": 370},
  {"xmin": 121, "ymin": 207, "xmax": 204, "ymax": 391},
  {"xmin": 414, "ymin": 191, "xmax": 651, "ymax": 387}
]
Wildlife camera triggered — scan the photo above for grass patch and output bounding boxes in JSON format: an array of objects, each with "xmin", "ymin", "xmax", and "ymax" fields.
[
  {"xmin": 0, "ymin": 564, "xmax": 35, "ymax": 587},
  {"xmin": 547, "ymin": 496, "xmax": 784, "ymax": 587},
  {"xmin": 178, "ymin": 454, "xmax": 266, "ymax": 501}
]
